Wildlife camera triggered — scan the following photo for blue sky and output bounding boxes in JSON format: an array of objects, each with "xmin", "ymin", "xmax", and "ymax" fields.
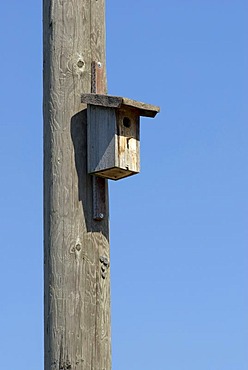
[{"xmin": 0, "ymin": 1, "xmax": 247, "ymax": 369}]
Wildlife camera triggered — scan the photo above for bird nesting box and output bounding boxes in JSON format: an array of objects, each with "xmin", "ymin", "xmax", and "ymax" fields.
[{"xmin": 81, "ymin": 93, "xmax": 160, "ymax": 180}]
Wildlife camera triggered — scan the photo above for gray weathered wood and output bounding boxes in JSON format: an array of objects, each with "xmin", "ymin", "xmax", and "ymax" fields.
[
  {"xmin": 88, "ymin": 106, "xmax": 117, "ymax": 173},
  {"xmin": 43, "ymin": 0, "xmax": 111, "ymax": 369},
  {"xmin": 81, "ymin": 93, "xmax": 160, "ymax": 117}
]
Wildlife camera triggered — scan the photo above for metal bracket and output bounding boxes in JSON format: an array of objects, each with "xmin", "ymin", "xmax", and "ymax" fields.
[
  {"xmin": 93, "ymin": 176, "xmax": 106, "ymax": 221},
  {"xmin": 91, "ymin": 61, "xmax": 105, "ymax": 95},
  {"xmin": 91, "ymin": 61, "xmax": 107, "ymax": 221}
]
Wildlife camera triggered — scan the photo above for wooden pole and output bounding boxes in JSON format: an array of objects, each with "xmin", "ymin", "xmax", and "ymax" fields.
[{"xmin": 43, "ymin": 1, "xmax": 111, "ymax": 369}]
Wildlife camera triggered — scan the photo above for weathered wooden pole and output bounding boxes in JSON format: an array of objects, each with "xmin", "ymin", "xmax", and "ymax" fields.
[{"xmin": 43, "ymin": 1, "xmax": 111, "ymax": 369}]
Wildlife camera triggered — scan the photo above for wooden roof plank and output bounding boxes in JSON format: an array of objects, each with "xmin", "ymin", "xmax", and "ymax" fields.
[{"xmin": 81, "ymin": 93, "xmax": 160, "ymax": 118}]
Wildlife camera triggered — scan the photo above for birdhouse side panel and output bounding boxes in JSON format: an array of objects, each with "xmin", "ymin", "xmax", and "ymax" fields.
[
  {"xmin": 87, "ymin": 106, "xmax": 117, "ymax": 174},
  {"xmin": 116, "ymin": 109, "xmax": 140, "ymax": 174}
]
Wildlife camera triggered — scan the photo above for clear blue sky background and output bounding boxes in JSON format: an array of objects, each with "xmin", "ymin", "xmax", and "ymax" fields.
[{"xmin": 0, "ymin": 1, "xmax": 247, "ymax": 369}]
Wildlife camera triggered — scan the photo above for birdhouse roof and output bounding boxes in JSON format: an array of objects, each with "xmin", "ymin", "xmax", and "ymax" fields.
[{"xmin": 81, "ymin": 93, "xmax": 160, "ymax": 118}]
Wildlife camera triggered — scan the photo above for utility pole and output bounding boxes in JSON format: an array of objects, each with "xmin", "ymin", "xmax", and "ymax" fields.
[
  {"xmin": 43, "ymin": 0, "xmax": 160, "ymax": 368},
  {"xmin": 43, "ymin": 0, "xmax": 111, "ymax": 369}
]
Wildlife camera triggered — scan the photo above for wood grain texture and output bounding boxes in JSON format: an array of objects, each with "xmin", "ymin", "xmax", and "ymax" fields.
[
  {"xmin": 43, "ymin": 0, "xmax": 111, "ymax": 369},
  {"xmin": 81, "ymin": 93, "xmax": 160, "ymax": 117}
]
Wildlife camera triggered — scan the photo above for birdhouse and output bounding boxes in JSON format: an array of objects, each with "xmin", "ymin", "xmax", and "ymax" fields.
[{"xmin": 81, "ymin": 93, "xmax": 160, "ymax": 180}]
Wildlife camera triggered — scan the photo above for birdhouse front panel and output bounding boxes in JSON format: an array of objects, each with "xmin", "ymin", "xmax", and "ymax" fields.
[{"xmin": 116, "ymin": 108, "xmax": 140, "ymax": 174}]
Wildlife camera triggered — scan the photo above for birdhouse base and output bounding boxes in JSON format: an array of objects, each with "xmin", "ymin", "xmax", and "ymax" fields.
[{"xmin": 91, "ymin": 167, "xmax": 138, "ymax": 181}]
